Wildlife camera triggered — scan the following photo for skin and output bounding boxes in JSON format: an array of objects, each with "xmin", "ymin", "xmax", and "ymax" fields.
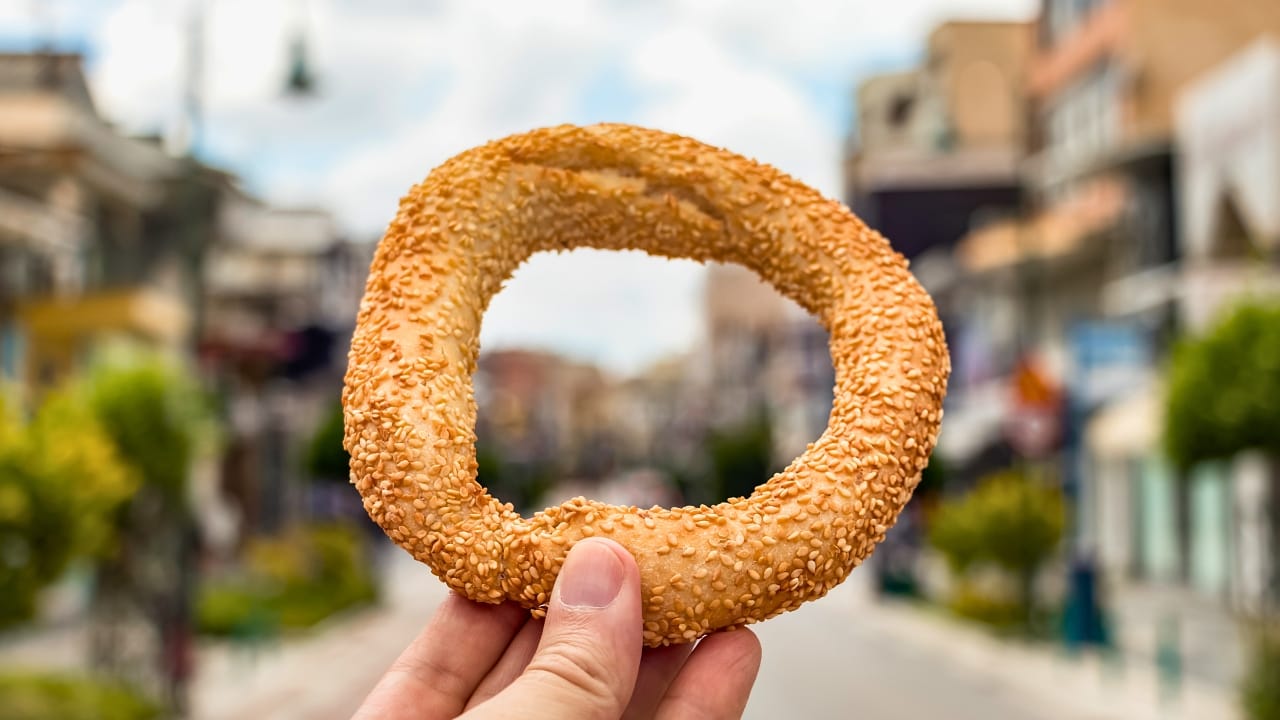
[{"xmin": 353, "ymin": 538, "xmax": 762, "ymax": 720}]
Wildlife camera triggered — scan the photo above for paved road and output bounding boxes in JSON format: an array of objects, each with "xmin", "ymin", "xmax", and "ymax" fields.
[
  {"xmin": 4, "ymin": 547, "xmax": 1228, "ymax": 719},
  {"xmin": 190, "ymin": 550, "xmax": 1081, "ymax": 720},
  {"xmin": 746, "ymin": 586, "xmax": 1069, "ymax": 720}
]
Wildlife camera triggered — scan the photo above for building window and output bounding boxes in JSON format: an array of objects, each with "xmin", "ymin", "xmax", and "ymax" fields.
[
  {"xmin": 1045, "ymin": 0, "xmax": 1112, "ymax": 46},
  {"xmin": 0, "ymin": 321, "xmax": 22, "ymax": 383},
  {"xmin": 1044, "ymin": 61, "xmax": 1120, "ymax": 170},
  {"xmin": 0, "ymin": 245, "xmax": 54, "ymax": 299},
  {"xmin": 888, "ymin": 93, "xmax": 915, "ymax": 128}
]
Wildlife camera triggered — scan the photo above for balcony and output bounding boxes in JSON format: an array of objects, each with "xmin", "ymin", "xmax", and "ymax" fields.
[
  {"xmin": 20, "ymin": 288, "xmax": 191, "ymax": 348},
  {"xmin": 955, "ymin": 177, "xmax": 1127, "ymax": 273},
  {"xmin": 0, "ymin": 186, "xmax": 86, "ymax": 252},
  {"xmin": 851, "ymin": 145, "xmax": 1022, "ymax": 192},
  {"xmin": 1179, "ymin": 261, "xmax": 1280, "ymax": 331},
  {"xmin": 1030, "ymin": 0, "xmax": 1128, "ymax": 100}
]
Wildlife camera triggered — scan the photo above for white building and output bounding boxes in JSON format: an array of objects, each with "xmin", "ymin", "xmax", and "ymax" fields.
[
  {"xmin": 1079, "ymin": 36, "xmax": 1280, "ymax": 687},
  {"xmin": 1176, "ymin": 36, "xmax": 1280, "ymax": 330}
]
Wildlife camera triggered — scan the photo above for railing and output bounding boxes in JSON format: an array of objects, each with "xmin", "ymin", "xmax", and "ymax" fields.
[{"xmin": 0, "ymin": 186, "xmax": 86, "ymax": 252}]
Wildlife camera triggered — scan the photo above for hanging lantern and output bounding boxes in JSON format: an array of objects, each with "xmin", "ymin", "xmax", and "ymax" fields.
[{"xmin": 284, "ymin": 32, "xmax": 317, "ymax": 97}]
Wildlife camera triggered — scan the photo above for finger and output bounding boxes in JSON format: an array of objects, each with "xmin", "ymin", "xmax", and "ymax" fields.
[
  {"xmin": 655, "ymin": 629, "xmax": 762, "ymax": 720},
  {"xmin": 622, "ymin": 643, "xmax": 695, "ymax": 720},
  {"xmin": 464, "ymin": 617, "xmax": 545, "ymax": 710},
  {"xmin": 353, "ymin": 593, "xmax": 527, "ymax": 720},
  {"xmin": 463, "ymin": 538, "xmax": 643, "ymax": 720}
]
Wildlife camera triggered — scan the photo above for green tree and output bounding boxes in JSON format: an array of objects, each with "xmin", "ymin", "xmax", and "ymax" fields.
[
  {"xmin": 709, "ymin": 413, "xmax": 774, "ymax": 503},
  {"xmin": 304, "ymin": 399, "xmax": 350, "ymax": 483},
  {"xmin": 86, "ymin": 356, "xmax": 210, "ymax": 498},
  {"xmin": 0, "ymin": 390, "xmax": 137, "ymax": 628},
  {"xmin": 974, "ymin": 472, "xmax": 1065, "ymax": 610},
  {"xmin": 1165, "ymin": 302, "xmax": 1280, "ymax": 468},
  {"xmin": 81, "ymin": 352, "xmax": 213, "ymax": 713}
]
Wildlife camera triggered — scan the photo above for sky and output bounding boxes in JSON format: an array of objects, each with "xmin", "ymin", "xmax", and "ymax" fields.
[{"xmin": 1, "ymin": 0, "xmax": 1036, "ymax": 375}]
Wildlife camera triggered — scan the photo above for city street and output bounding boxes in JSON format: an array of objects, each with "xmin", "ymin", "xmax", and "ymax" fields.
[
  {"xmin": 748, "ymin": 589, "xmax": 1067, "ymax": 720},
  {"xmin": 186, "ymin": 547, "xmax": 1233, "ymax": 720}
]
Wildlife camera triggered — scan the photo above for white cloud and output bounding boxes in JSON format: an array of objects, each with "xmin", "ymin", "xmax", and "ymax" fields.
[
  {"xmin": 480, "ymin": 250, "xmax": 706, "ymax": 376},
  {"xmin": 81, "ymin": 0, "xmax": 1035, "ymax": 373},
  {"xmin": 665, "ymin": 0, "xmax": 1036, "ymax": 73},
  {"xmin": 86, "ymin": 2, "xmax": 180, "ymax": 134},
  {"xmin": 626, "ymin": 23, "xmax": 842, "ymax": 196}
]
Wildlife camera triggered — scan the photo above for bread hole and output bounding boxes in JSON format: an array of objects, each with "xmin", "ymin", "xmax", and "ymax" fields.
[{"xmin": 476, "ymin": 249, "xmax": 834, "ymax": 516}]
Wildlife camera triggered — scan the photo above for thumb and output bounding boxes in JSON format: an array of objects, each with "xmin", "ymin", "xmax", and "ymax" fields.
[{"xmin": 471, "ymin": 537, "xmax": 643, "ymax": 720}]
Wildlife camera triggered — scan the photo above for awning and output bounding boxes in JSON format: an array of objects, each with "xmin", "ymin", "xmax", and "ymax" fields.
[
  {"xmin": 1176, "ymin": 37, "xmax": 1280, "ymax": 259},
  {"xmin": 956, "ymin": 178, "xmax": 1127, "ymax": 273},
  {"xmin": 19, "ymin": 288, "xmax": 191, "ymax": 346},
  {"xmin": 1085, "ymin": 385, "xmax": 1164, "ymax": 460},
  {"xmin": 934, "ymin": 381, "xmax": 1009, "ymax": 464}
]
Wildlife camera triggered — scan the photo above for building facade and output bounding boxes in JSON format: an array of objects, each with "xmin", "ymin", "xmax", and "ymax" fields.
[
  {"xmin": 0, "ymin": 53, "xmax": 219, "ymax": 400},
  {"xmin": 702, "ymin": 263, "xmax": 834, "ymax": 471},
  {"xmin": 1084, "ymin": 36, "xmax": 1280, "ymax": 624},
  {"xmin": 845, "ymin": 21, "xmax": 1032, "ymax": 261},
  {"xmin": 940, "ymin": 1, "xmax": 1280, "ymax": 687}
]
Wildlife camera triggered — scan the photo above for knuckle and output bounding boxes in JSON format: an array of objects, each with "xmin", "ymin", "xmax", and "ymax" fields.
[{"xmin": 525, "ymin": 637, "xmax": 626, "ymax": 714}]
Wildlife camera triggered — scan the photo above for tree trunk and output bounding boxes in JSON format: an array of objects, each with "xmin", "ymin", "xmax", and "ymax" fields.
[
  {"xmin": 1174, "ymin": 468, "xmax": 1192, "ymax": 585},
  {"xmin": 90, "ymin": 488, "xmax": 196, "ymax": 715},
  {"xmin": 1019, "ymin": 565, "xmax": 1037, "ymax": 631},
  {"xmin": 1269, "ymin": 455, "xmax": 1280, "ymax": 614}
]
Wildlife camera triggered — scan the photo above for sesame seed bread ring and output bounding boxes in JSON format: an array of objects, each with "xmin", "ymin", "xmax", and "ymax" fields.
[{"xmin": 343, "ymin": 123, "xmax": 949, "ymax": 646}]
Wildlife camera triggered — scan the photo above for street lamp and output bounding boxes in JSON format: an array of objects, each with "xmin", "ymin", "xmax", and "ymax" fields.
[
  {"xmin": 284, "ymin": 31, "xmax": 317, "ymax": 97},
  {"xmin": 180, "ymin": 0, "xmax": 319, "ymax": 154},
  {"xmin": 283, "ymin": 0, "xmax": 318, "ymax": 98}
]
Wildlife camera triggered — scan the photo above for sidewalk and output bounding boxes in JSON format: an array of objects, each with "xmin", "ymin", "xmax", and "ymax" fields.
[
  {"xmin": 839, "ymin": 591, "xmax": 1243, "ymax": 720},
  {"xmin": 192, "ymin": 549, "xmax": 447, "ymax": 720},
  {"xmin": 0, "ymin": 549, "xmax": 448, "ymax": 720},
  {"xmin": 1108, "ymin": 581, "xmax": 1248, "ymax": 690},
  {"xmin": 0, "ymin": 552, "xmax": 1246, "ymax": 719}
]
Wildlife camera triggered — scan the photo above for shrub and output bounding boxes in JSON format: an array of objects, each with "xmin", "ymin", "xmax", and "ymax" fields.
[
  {"xmin": 194, "ymin": 582, "xmax": 277, "ymax": 638},
  {"xmin": 928, "ymin": 471, "xmax": 1065, "ymax": 622},
  {"xmin": 1244, "ymin": 625, "xmax": 1280, "ymax": 720},
  {"xmin": 197, "ymin": 522, "xmax": 378, "ymax": 637},
  {"xmin": 969, "ymin": 472, "xmax": 1065, "ymax": 583},
  {"xmin": 947, "ymin": 585, "xmax": 1025, "ymax": 631},
  {"xmin": 0, "ymin": 671, "xmax": 159, "ymax": 720}
]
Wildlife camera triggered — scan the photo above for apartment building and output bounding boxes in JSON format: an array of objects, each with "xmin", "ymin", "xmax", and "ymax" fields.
[
  {"xmin": 0, "ymin": 52, "xmax": 221, "ymax": 398},
  {"xmin": 950, "ymin": 2, "xmax": 1280, "ymax": 686},
  {"xmin": 845, "ymin": 21, "xmax": 1033, "ymax": 264}
]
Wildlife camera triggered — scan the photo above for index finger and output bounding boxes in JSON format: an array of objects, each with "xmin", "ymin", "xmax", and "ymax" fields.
[
  {"xmin": 353, "ymin": 593, "xmax": 527, "ymax": 720},
  {"xmin": 655, "ymin": 629, "xmax": 762, "ymax": 720}
]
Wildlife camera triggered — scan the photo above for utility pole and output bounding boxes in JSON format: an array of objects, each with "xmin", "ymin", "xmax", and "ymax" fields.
[{"xmin": 171, "ymin": 1, "xmax": 205, "ymax": 158}]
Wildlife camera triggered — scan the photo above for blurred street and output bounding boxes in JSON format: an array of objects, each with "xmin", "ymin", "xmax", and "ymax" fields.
[
  {"xmin": 190, "ymin": 550, "xmax": 447, "ymax": 720},
  {"xmin": 3, "ymin": 2, "xmax": 1279, "ymax": 717},
  {"xmin": 161, "ymin": 549, "xmax": 1230, "ymax": 720},
  {"xmin": 749, "ymin": 577, "xmax": 1236, "ymax": 720}
]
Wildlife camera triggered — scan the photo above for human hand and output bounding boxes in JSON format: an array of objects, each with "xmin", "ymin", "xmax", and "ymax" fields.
[{"xmin": 353, "ymin": 537, "xmax": 762, "ymax": 720}]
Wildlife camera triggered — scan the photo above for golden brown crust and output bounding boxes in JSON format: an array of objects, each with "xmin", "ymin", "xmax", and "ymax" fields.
[{"xmin": 342, "ymin": 123, "xmax": 949, "ymax": 646}]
